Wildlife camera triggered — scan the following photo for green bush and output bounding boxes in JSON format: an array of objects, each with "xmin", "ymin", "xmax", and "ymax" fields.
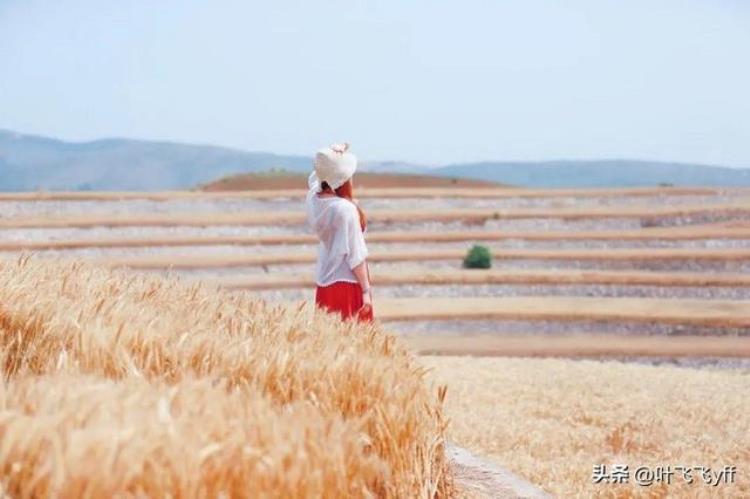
[{"xmin": 463, "ymin": 245, "xmax": 492, "ymax": 269}]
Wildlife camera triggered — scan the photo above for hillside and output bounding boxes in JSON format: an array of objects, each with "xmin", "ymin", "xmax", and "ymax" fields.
[
  {"xmin": 2, "ymin": 129, "xmax": 750, "ymax": 190},
  {"xmin": 0, "ymin": 129, "xmax": 313, "ymax": 191},
  {"xmin": 201, "ymin": 171, "xmax": 502, "ymax": 190},
  {"xmin": 433, "ymin": 160, "xmax": 750, "ymax": 188}
]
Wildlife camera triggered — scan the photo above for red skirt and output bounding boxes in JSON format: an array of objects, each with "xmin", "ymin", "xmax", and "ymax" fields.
[{"xmin": 315, "ymin": 281, "xmax": 373, "ymax": 323}]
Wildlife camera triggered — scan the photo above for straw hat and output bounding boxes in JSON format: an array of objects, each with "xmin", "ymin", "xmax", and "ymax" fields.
[{"xmin": 312, "ymin": 142, "xmax": 357, "ymax": 190}]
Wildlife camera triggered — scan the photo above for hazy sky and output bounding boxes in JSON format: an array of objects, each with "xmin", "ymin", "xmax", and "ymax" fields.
[{"xmin": 1, "ymin": 0, "xmax": 749, "ymax": 166}]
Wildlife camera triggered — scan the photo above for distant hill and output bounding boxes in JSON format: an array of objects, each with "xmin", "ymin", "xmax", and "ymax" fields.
[
  {"xmin": 2, "ymin": 129, "xmax": 749, "ymax": 190},
  {"xmin": 0, "ymin": 130, "xmax": 313, "ymax": 191},
  {"xmin": 202, "ymin": 171, "xmax": 502, "ymax": 191},
  {"xmin": 0, "ymin": 129, "xmax": 425, "ymax": 191},
  {"xmin": 432, "ymin": 160, "xmax": 750, "ymax": 188}
]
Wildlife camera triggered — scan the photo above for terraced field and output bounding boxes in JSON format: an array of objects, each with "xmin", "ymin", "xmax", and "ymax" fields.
[
  {"xmin": 2, "ymin": 185, "xmax": 748, "ymax": 497},
  {"xmin": 3, "ymin": 186, "xmax": 749, "ymax": 337}
]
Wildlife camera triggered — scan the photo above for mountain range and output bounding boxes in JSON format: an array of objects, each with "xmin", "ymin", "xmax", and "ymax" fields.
[{"xmin": 2, "ymin": 129, "xmax": 749, "ymax": 190}]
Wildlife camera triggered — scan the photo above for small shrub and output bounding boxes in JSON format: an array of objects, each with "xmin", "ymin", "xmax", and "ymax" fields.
[{"xmin": 463, "ymin": 244, "xmax": 492, "ymax": 269}]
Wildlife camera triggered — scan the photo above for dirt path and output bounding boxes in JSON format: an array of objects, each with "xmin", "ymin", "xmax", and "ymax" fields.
[{"xmin": 448, "ymin": 444, "xmax": 552, "ymax": 498}]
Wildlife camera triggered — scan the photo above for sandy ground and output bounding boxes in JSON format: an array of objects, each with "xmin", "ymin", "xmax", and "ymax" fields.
[
  {"xmin": 4, "ymin": 202, "xmax": 750, "ymax": 228},
  {"xmin": 388, "ymin": 318, "xmax": 750, "ymax": 337},
  {"xmin": 2, "ymin": 193, "xmax": 748, "ymax": 218},
  {"xmin": 9, "ymin": 235, "xmax": 746, "ymax": 256},
  {"xmin": 4, "ymin": 213, "xmax": 750, "ymax": 242},
  {"xmin": 250, "ymin": 283, "xmax": 750, "ymax": 303},
  {"xmin": 203, "ymin": 267, "xmax": 750, "ymax": 289},
  {"xmin": 405, "ymin": 333, "xmax": 750, "ymax": 359},
  {"xmin": 4, "ymin": 236, "xmax": 750, "ymax": 259},
  {"xmin": 168, "ymin": 258, "xmax": 750, "ymax": 280},
  {"xmin": 210, "ymin": 268, "xmax": 750, "ymax": 303},
  {"xmin": 367, "ymin": 296, "xmax": 750, "ymax": 327},
  {"xmin": 2, "ymin": 186, "xmax": 744, "ymax": 201},
  {"xmin": 3, "ymin": 224, "xmax": 750, "ymax": 250},
  {"xmin": 33, "ymin": 246, "xmax": 750, "ymax": 270}
]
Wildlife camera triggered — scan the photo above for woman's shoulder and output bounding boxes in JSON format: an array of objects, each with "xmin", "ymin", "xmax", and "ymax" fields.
[
  {"xmin": 330, "ymin": 197, "xmax": 359, "ymax": 218},
  {"xmin": 307, "ymin": 192, "xmax": 335, "ymax": 207}
]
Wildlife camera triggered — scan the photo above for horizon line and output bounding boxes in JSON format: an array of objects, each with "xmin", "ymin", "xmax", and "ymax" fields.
[{"xmin": 1, "ymin": 127, "xmax": 747, "ymax": 170}]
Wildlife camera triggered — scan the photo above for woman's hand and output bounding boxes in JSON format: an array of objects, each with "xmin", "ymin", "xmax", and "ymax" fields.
[
  {"xmin": 331, "ymin": 142, "xmax": 350, "ymax": 154},
  {"xmin": 352, "ymin": 261, "xmax": 371, "ymax": 305},
  {"xmin": 359, "ymin": 289, "xmax": 373, "ymax": 322},
  {"xmin": 352, "ymin": 260, "xmax": 373, "ymax": 321}
]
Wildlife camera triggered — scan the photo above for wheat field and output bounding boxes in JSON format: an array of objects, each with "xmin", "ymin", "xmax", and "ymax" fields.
[
  {"xmin": 2, "ymin": 185, "xmax": 750, "ymax": 496},
  {"xmin": 0, "ymin": 257, "xmax": 452, "ymax": 498},
  {"xmin": 423, "ymin": 356, "xmax": 750, "ymax": 498}
]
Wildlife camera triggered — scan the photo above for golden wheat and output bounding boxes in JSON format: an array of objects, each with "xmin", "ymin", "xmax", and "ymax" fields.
[
  {"xmin": 0, "ymin": 376, "xmax": 388, "ymax": 497},
  {"xmin": 0, "ymin": 256, "xmax": 452, "ymax": 497},
  {"xmin": 423, "ymin": 356, "xmax": 750, "ymax": 498}
]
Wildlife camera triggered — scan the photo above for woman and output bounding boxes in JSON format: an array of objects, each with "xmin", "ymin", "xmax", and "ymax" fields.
[{"xmin": 306, "ymin": 142, "xmax": 373, "ymax": 322}]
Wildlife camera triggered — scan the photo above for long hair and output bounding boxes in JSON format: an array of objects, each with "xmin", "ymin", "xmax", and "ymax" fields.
[{"xmin": 321, "ymin": 179, "xmax": 367, "ymax": 231}]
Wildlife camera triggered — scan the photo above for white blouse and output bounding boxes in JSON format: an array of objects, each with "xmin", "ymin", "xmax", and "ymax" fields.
[{"xmin": 305, "ymin": 177, "xmax": 369, "ymax": 287}]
